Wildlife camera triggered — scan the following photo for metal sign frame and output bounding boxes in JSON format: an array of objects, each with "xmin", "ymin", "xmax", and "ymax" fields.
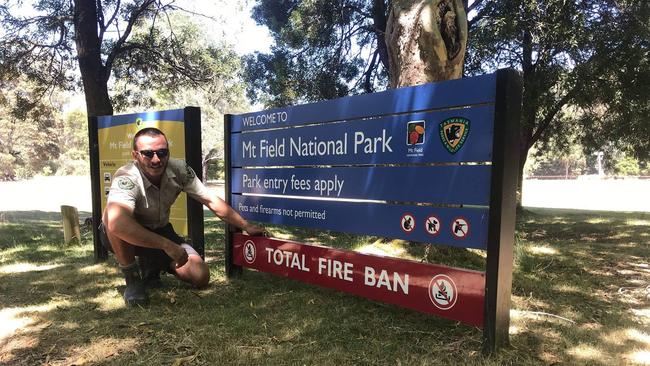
[{"xmin": 225, "ymin": 69, "xmax": 522, "ymax": 353}]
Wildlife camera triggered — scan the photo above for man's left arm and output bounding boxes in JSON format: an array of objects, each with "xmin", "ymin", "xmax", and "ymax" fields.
[
  {"xmin": 180, "ymin": 163, "xmax": 266, "ymax": 236},
  {"xmin": 200, "ymin": 195, "xmax": 266, "ymax": 236}
]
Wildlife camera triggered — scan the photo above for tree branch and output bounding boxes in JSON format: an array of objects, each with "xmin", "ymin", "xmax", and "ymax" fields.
[
  {"xmin": 99, "ymin": 0, "xmax": 121, "ymax": 42},
  {"xmin": 104, "ymin": 0, "xmax": 156, "ymax": 78},
  {"xmin": 363, "ymin": 48, "xmax": 379, "ymax": 93},
  {"xmin": 530, "ymin": 88, "xmax": 576, "ymax": 144}
]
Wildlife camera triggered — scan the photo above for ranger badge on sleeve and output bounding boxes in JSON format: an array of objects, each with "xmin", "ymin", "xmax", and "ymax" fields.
[
  {"xmin": 116, "ymin": 177, "xmax": 135, "ymax": 190},
  {"xmin": 184, "ymin": 164, "xmax": 196, "ymax": 184}
]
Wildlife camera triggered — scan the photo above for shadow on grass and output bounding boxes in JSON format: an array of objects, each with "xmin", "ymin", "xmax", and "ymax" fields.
[{"xmin": 0, "ymin": 208, "xmax": 648, "ymax": 365}]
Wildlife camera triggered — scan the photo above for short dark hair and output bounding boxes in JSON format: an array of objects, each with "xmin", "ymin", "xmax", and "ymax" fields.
[{"xmin": 133, "ymin": 127, "xmax": 167, "ymax": 150}]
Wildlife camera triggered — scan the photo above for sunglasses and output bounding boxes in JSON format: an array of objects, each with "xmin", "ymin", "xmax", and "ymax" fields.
[{"xmin": 137, "ymin": 148, "xmax": 169, "ymax": 159}]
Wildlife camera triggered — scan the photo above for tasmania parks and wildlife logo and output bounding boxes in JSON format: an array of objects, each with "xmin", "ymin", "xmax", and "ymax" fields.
[{"xmin": 439, "ymin": 117, "xmax": 470, "ymax": 154}]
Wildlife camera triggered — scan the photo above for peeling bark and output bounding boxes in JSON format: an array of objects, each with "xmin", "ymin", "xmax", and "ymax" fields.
[{"xmin": 386, "ymin": 0, "xmax": 467, "ymax": 87}]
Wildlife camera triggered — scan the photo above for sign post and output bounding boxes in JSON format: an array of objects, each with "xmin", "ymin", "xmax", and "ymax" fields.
[
  {"xmin": 225, "ymin": 69, "xmax": 522, "ymax": 353},
  {"xmin": 89, "ymin": 107, "xmax": 205, "ymax": 260}
]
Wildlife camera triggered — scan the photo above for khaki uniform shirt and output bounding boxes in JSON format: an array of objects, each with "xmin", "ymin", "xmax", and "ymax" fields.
[{"xmin": 106, "ymin": 158, "xmax": 212, "ymax": 230}]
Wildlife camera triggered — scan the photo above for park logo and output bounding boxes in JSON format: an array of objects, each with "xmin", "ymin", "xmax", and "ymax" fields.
[
  {"xmin": 406, "ymin": 120, "xmax": 425, "ymax": 145},
  {"xmin": 134, "ymin": 117, "xmax": 158, "ymax": 131},
  {"xmin": 439, "ymin": 117, "xmax": 470, "ymax": 153},
  {"xmin": 243, "ymin": 240, "xmax": 256, "ymax": 264},
  {"xmin": 428, "ymin": 274, "xmax": 458, "ymax": 310}
]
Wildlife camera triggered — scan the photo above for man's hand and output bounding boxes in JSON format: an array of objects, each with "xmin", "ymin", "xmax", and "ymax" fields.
[
  {"xmin": 244, "ymin": 223, "xmax": 267, "ymax": 237},
  {"xmin": 164, "ymin": 242, "xmax": 188, "ymax": 268}
]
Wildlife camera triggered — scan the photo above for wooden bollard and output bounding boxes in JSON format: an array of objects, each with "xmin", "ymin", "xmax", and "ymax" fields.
[{"xmin": 60, "ymin": 205, "xmax": 81, "ymax": 245}]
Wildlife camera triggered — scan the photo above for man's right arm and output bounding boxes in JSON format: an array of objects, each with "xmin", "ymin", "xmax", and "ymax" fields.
[{"xmin": 104, "ymin": 202, "xmax": 188, "ymax": 266}]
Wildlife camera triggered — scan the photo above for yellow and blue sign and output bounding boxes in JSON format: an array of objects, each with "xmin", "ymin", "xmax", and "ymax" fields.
[{"xmin": 97, "ymin": 109, "xmax": 189, "ymax": 235}]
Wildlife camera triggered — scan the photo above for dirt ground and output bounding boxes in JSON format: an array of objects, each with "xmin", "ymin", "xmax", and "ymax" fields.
[{"xmin": 0, "ymin": 175, "xmax": 647, "ymax": 213}]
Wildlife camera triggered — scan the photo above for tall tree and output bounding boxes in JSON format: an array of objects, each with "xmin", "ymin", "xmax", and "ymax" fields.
[
  {"xmin": 0, "ymin": 0, "xmax": 221, "ymax": 118},
  {"xmin": 467, "ymin": 0, "xmax": 649, "ymax": 189},
  {"xmin": 245, "ymin": 0, "xmax": 467, "ymax": 107}
]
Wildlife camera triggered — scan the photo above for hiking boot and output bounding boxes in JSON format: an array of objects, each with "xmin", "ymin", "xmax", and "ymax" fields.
[
  {"xmin": 121, "ymin": 262, "xmax": 149, "ymax": 306},
  {"xmin": 137, "ymin": 256, "xmax": 163, "ymax": 289}
]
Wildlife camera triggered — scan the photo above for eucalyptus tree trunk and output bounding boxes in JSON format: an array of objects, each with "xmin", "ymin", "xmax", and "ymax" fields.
[{"xmin": 386, "ymin": 0, "xmax": 468, "ymax": 87}]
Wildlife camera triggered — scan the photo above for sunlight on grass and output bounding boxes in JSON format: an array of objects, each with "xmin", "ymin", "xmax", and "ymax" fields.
[
  {"xmin": 527, "ymin": 245, "xmax": 558, "ymax": 255},
  {"xmin": 553, "ymin": 284, "xmax": 581, "ymax": 293},
  {"xmin": 568, "ymin": 344, "xmax": 603, "ymax": 361},
  {"xmin": 92, "ymin": 287, "xmax": 125, "ymax": 312},
  {"xmin": 510, "ymin": 309, "xmax": 575, "ymax": 324},
  {"xmin": 628, "ymin": 329, "xmax": 650, "ymax": 345},
  {"xmin": 630, "ymin": 308, "xmax": 650, "ymax": 324},
  {"xmin": 586, "ymin": 218, "xmax": 611, "ymax": 224},
  {"xmin": 600, "ymin": 329, "xmax": 649, "ymax": 346},
  {"xmin": 627, "ymin": 219, "xmax": 650, "ymax": 226},
  {"xmin": 0, "ymin": 262, "xmax": 63, "ymax": 273},
  {"xmin": 56, "ymin": 337, "xmax": 140, "ymax": 365},
  {"xmin": 630, "ymin": 262, "xmax": 650, "ymax": 270},
  {"xmin": 78, "ymin": 263, "xmax": 113, "ymax": 274},
  {"xmin": 356, "ymin": 239, "xmax": 412, "ymax": 259},
  {"xmin": 0, "ymin": 300, "xmax": 72, "ymax": 342},
  {"xmin": 627, "ymin": 350, "xmax": 650, "ymax": 365}
]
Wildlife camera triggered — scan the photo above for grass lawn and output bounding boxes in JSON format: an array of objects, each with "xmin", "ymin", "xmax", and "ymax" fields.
[{"xmin": 0, "ymin": 208, "xmax": 648, "ymax": 365}]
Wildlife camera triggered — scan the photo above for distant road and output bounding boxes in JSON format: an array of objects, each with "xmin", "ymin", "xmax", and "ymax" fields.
[{"xmin": 0, "ymin": 176, "xmax": 647, "ymax": 213}]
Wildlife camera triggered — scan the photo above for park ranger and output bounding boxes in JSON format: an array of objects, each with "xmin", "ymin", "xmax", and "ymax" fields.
[{"xmin": 101, "ymin": 127, "xmax": 265, "ymax": 306}]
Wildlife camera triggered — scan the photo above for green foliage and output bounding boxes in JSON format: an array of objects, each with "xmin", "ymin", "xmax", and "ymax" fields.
[
  {"xmin": 467, "ymin": 0, "xmax": 650, "ymax": 166},
  {"xmin": 525, "ymin": 143, "xmax": 587, "ymax": 178},
  {"xmin": 0, "ymin": 78, "xmax": 63, "ymax": 180},
  {"xmin": 245, "ymin": 0, "xmax": 389, "ymax": 107},
  {"xmin": 0, "ymin": 0, "xmax": 238, "ymax": 117},
  {"xmin": 1, "ymin": 3, "xmax": 247, "ymax": 180},
  {"xmin": 613, "ymin": 156, "xmax": 641, "ymax": 176},
  {"xmin": 130, "ymin": 14, "xmax": 249, "ymax": 181},
  {"xmin": 56, "ymin": 108, "xmax": 89, "ymax": 176}
]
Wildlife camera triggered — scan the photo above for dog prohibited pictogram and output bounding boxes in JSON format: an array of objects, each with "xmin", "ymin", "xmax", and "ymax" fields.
[
  {"xmin": 243, "ymin": 240, "xmax": 256, "ymax": 264},
  {"xmin": 428, "ymin": 274, "xmax": 458, "ymax": 310},
  {"xmin": 451, "ymin": 217, "xmax": 469, "ymax": 239},
  {"xmin": 425, "ymin": 215, "xmax": 441, "ymax": 236},
  {"xmin": 401, "ymin": 214, "xmax": 415, "ymax": 233}
]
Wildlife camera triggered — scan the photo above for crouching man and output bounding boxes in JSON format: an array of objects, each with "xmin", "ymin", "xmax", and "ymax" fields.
[{"xmin": 101, "ymin": 127, "xmax": 265, "ymax": 306}]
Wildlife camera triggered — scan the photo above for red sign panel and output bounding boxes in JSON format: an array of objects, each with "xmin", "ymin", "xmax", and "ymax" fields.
[{"xmin": 233, "ymin": 234, "xmax": 486, "ymax": 327}]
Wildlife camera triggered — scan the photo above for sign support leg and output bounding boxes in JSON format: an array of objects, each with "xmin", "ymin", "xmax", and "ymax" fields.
[
  {"xmin": 224, "ymin": 114, "xmax": 242, "ymax": 277},
  {"xmin": 483, "ymin": 68, "xmax": 522, "ymax": 354}
]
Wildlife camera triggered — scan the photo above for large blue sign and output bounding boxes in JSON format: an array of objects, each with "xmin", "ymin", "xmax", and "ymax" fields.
[
  {"xmin": 228, "ymin": 72, "xmax": 503, "ymax": 250},
  {"xmin": 226, "ymin": 69, "xmax": 523, "ymax": 352}
]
